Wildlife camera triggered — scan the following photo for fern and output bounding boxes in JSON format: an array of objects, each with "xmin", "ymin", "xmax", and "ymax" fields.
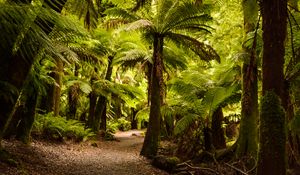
[{"xmin": 32, "ymin": 113, "xmax": 95, "ymax": 142}]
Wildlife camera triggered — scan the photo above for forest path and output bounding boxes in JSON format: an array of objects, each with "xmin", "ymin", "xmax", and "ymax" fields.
[{"xmin": 0, "ymin": 130, "xmax": 168, "ymax": 175}]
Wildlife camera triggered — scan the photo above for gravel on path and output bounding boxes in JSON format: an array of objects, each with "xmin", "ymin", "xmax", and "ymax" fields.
[{"xmin": 0, "ymin": 130, "xmax": 168, "ymax": 175}]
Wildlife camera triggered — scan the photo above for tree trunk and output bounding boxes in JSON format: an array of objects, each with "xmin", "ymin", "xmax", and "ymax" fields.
[
  {"xmin": 257, "ymin": 0, "xmax": 287, "ymax": 174},
  {"xmin": 131, "ymin": 108, "xmax": 138, "ymax": 129},
  {"xmin": 211, "ymin": 107, "xmax": 226, "ymax": 149},
  {"xmin": 67, "ymin": 84, "xmax": 79, "ymax": 120},
  {"xmin": 236, "ymin": 0, "xmax": 258, "ymax": 159},
  {"xmin": 93, "ymin": 56, "xmax": 113, "ymax": 132},
  {"xmin": 15, "ymin": 89, "xmax": 38, "ymax": 144},
  {"xmin": 146, "ymin": 62, "xmax": 153, "ymax": 106},
  {"xmin": 141, "ymin": 35, "xmax": 164, "ymax": 158},
  {"xmin": 283, "ymin": 81, "xmax": 300, "ymax": 168},
  {"xmin": 100, "ymin": 105, "xmax": 107, "ymax": 131},
  {"xmin": 53, "ymin": 59, "xmax": 63, "ymax": 116},
  {"xmin": 88, "ymin": 90, "xmax": 97, "ymax": 129},
  {"xmin": 67, "ymin": 64, "xmax": 79, "ymax": 120},
  {"xmin": 94, "ymin": 96, "xmax": 106, "ymax": 131},
  {"xmin": 0, "ymin": 0, "xmax": 67, "ymax": 144}
]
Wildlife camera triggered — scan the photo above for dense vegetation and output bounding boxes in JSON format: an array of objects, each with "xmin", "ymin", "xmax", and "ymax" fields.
[{"xmin": 1, "ymin": 0, "xmax": 300, "ymax": 174}]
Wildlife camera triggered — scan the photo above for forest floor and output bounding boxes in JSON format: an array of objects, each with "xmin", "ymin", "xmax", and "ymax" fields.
[{"xmin": 0, "ymin": 130, "xmax": 169, "ymax": 175}]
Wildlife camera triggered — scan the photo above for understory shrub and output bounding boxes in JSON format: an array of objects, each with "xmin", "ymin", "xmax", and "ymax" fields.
[
  {"xmin": 107, "ymin": 117, "xmax": 131, "ymax": 133},
  {"xmin": 32, "ymin": 113, "xmax": 94, "ymax": 142}
]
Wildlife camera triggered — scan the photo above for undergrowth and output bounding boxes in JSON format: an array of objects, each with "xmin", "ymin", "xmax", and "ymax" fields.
[{"xmin": 32, "ymin": 113, "xmax": 94, "ymax": 142}]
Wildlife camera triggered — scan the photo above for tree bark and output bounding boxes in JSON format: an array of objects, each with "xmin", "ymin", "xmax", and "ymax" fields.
[
  {"xmin": 94, "ymin": 56, "xmax": 113, "ymax": 132},
  {"xmin": 67, "ymin": 64, "xmax": 80, "ymax": 120},
  {"xmin": 235, "ymin": 0, "xmax": 258, "ymax": 159},
  {"xmin": 257, "ymin": 0, "xmax": 287, "ymax": 174},
  {"xmin": 88, "ymin": 90, "xmax": 97, "ymax": 129},
  {"xmin": 53, "ymin": 59, "xmax": 63, "ymax": 116},
  {"xmin": 15, "ymin": 89, "xmax": 38, "ymax": 144},
  {"xmin": 211, "ymin": 107, "xmax": 226, "ymax": 149},
  {"xmin": 131, "ymin": 107, "xmax": 138, "ymax": 129},
  {"xmin": 141, "ymin": 35, "xmax": 163, "ymax": 158}
]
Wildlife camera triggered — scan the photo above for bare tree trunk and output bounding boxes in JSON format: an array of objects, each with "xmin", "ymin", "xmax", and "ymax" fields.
[{"xmin": 141, "ymin": 35, "xmax": 164, "ymax": 158}]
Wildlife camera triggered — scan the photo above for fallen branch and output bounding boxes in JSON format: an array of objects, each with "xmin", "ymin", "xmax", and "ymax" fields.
[
  {"xmin": 177, "ymin": 162, "xmax": 220, "ymax": 175},
  {"xmin": 225, "ymin": 162, "xmax": 248, "ymax": 175}
]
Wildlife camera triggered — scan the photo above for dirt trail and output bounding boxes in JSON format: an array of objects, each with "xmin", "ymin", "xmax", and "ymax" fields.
[{"xmin": 0, "ymin": 130, "xmax": 168, "ymax": 175}]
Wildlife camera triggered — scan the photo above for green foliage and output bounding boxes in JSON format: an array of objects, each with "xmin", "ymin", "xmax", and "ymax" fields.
[
  {"xmin": 32, "ymin": 113, "xmax": 95, "ymax": 142},
  {"xmin": 290, "ymin": 110, "xmax": 300, "ymax": 134},
  {"xmin": 117, "ymin": 117, "xmax": 131, "ymax": 131},
  {"xmin": 107, "ymin": 117, "xmax": 131, "ymax": 132},
  {"xmin": 135, "ymin": 107, "xmax": 150, "ymax": 128}
]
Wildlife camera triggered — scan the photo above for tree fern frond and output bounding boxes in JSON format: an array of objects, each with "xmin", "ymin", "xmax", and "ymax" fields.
[
  {"xmin": 125, "ymin": 19, "xmax": 153, "ymax": 31},
  {"xmin": 174, "ymin": 113, "xmax": 200, "ymax": 135},
  {"xmin": 105, "ymin": 7, "xmax": 139, "ymax": 22},
  {"xmin": 136, "ymin": 106, "xmax": 150, "ymax": 123},
  {"xmin": 162, "ymin": 2, "xmax": 212, "ymax": 33},
  {"xmin": 202, "ymin": 85, "xmax": 239, "ymax": 115},
  {"xmin": 65, "ymin": 80, "xmax": 92, "ymax": 94},
  {"xmin": 166, "ymin": 32, "xmax": 220, "ymax": 62}
]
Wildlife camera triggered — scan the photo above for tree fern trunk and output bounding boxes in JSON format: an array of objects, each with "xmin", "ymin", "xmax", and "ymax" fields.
[
  {"xmin": 257, "ymin": 0, "xmax": 287, "ymax": 174},
  {"xmin": 67, "ymin": 64, "xmax": 80, "ymax": 120},
  {"xmin": 88, "ymin": 90, "xmax": 97, "ymax": 129},
  {"xmin": 94, "ymin": 56, "xmax": 113, "ymax": 132},
  {"xmin": 211, "ymin": 107, "xmax": 226, "ymax": 149},
  {"xmin": 15, "ymin": 89, "xmax": 38, "ymax": 144},
  {"xmin": 235, "ymin": 0, "xmax": 258, "ymax": 159},
  {"xmin": 53, "ymin": 59, "xmax": 63, "ymax": 116},
  {"xmin": 141, "ymin": 35, "xmax": 163, "ymax": 158}
]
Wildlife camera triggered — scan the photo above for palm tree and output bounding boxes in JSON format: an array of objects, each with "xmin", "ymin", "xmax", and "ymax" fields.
[{"xmin": 106, "ymin": 0, "xmax": 219, "ymax": 157}]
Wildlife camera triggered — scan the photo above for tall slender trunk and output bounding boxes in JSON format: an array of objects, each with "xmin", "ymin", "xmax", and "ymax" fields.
[
  {"xmin": 211, "ymin": 107, "xmax": 226, "ymax": 149},
  {"xmin": 236, "ymin": 0, "xmax": 258, "ymax": 159},
  {"xmin": 88, "ymin": 90, "xmax": 97, "ymax": 129},
  {"xmin": 257, "ymin": 0, "xmax": 287, "ymax": 174},
  {"xmin": 94, "ymin": 56, "xmax": 113, "ymax": 132},
  {"xmin": 53, "ymin": 59, "xmax": 63, "ymax": 116},
  {"xmin": 141, "ymin": 35, "xmax": 164, "ymax": 158},
  {"xmin": 67, "ymin": 64, "xmax": 80, "ymax": 120},
  {"xmin": 94, "ymin": 96, "xmax": 106, "ymax": 131},
  {"xmin": 131, "ymin": 107, "xmax": 138, "ymax": 129}
]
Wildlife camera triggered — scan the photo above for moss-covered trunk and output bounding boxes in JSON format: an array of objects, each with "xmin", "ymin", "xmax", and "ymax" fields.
[
  {"xmin": 257, "ymin": 0, "xmax": 287, "ymax": 174},
  {"xmin": 236, "ymin": 0, "xmax": 258, "ymax": 159},
  {"xmin": 15, "ymin": 89, "xmax": 38, "ymax": 144},
  {"xmin": 53, "ymin": 59, "xmax": 63, "ymax": 116},
  {"xmin": 141, "ymin": 35, "xmax": 164, "ymax": 158},
  {"xmin": 211, "ymin": 107, "xmax": 226, "ymax": 149},
  {"xmin": 283, "ymin": 81, "xmax": 300, "ymax": 168}
]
